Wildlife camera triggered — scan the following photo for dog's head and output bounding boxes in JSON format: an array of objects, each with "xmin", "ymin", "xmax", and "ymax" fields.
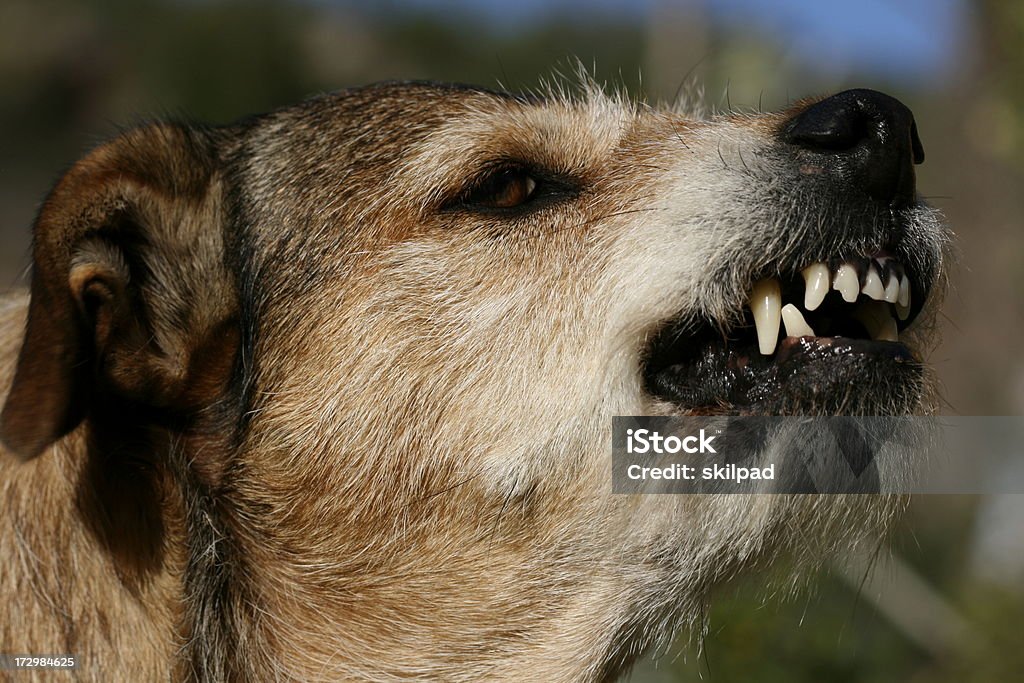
[{"xmin": 0, "ymin": 82, "xmax": 946, "ymax": 679}]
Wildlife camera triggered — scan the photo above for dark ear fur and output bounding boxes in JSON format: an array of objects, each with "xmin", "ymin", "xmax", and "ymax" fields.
[{"xmin": 0, "ymin": 123, "xmax": 239, "ymax": 460}]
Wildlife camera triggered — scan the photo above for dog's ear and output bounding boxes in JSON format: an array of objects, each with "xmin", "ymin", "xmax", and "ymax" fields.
[{"xmin": 0, "ymin": 123, "xmax": 239, "ymax": 460}]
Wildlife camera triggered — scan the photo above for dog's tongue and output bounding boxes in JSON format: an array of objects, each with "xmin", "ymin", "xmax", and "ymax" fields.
[{"xmin": 647, "ymin": 336, "xmax": 920, "ymax": 414}]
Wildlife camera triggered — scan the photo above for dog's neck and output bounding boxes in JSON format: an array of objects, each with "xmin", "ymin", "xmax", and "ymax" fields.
[
  {"xmin": 1, "ymin": 406, "xmax": 645, "ymax": 682},
  {"xmin": 0, "ymin": 291, "xmax": 182, "ymax": 677},
  {"xmin": 0, "ymin": 429, "xmax": 187, "ymax": 679}
]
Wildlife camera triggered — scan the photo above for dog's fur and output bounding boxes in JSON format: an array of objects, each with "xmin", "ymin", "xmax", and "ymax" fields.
[{"xmin": 0, "ymin": 81, "xmax": 945, "ymax": 681}]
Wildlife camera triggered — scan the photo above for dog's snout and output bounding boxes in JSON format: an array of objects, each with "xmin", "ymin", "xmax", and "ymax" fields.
[{"xmin": 782, "ymin": 89, "xmax": 925, "ymax": 205}]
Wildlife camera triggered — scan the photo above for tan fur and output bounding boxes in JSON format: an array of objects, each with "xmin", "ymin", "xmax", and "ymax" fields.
[
  {"xmin": 0, "ymin": 298, "xmax": 186, "ymax": 681},
  {"xmin": 0, "ymin": 81, "xmax": 945, "ymax": 681}
]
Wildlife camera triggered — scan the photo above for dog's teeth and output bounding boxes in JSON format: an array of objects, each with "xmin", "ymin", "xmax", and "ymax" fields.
[
  {"xmin": 883, "ymin": 272, "xmax": 900, "ymax": 303},
  {"xmin": 832, "ymin": 263, "xmax": 859, "ymax": 303},
  {"xmin": 897, "ymin": 274, "xmax": 911, "ymax": 307},
  {"xmin": 854, "ymin": 301, "xmax": 899, "ymax": 342},
  {"xmin": 749, "ymin": 278, "xmax": 782, "ymax": 355},
  {"xmin": 801, "ymin": 263, "xmax": 830, "ymax": 311},
  {"xmin": 781, "ymin": 303, "xmax": 815, "ymax": 338},
  {"xmin": 879, "ymin": 318, "xmax": 899, "ymax": 341},
  {"xmin": 896, "ymin": 275, "xmax": 912, "ymax": 319},
  {"xmin": 862, "ymin": 265, "xmax": 885, "ymax": 300}
]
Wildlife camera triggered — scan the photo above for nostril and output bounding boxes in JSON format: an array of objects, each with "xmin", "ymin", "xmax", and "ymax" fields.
[
  {"xmin": 782, "ymin": 89, "xmax": 925, "ymax": 204},
  {"xmin": 783, "ymin": 98, "xmax": 871, "ymax": 153}
]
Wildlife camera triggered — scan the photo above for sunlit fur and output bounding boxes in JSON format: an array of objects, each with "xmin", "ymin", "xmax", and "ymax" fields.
[{"xmin": 0, "ymin": 77, "xmax": 947, "ymax": 681}]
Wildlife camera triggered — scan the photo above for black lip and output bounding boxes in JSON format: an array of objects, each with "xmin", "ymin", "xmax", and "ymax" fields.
[{"xmin": 643, "ymin": 332, "xmax": 924, "ymax": 415}]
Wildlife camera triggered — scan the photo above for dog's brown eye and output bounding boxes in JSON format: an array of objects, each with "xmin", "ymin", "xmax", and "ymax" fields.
[{"xmin": 472, "ymin": 170, "xmax": 538, "ymax": 209}]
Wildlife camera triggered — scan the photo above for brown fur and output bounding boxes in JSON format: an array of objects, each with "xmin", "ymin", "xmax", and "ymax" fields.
[{"xmin": 0, "ymin": 81, "xmax": 943, "ymax": 681}]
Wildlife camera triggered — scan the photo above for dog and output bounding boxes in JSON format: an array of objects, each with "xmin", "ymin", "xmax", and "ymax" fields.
[{"xmin": 0, "ymin": 81, "xmax": 947, "ymax": 681}]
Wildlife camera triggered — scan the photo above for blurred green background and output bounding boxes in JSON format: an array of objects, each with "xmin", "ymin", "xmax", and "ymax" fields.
[{"xmin": 1, "ymin": 1, "xmax": 1022, "ymax": 681}]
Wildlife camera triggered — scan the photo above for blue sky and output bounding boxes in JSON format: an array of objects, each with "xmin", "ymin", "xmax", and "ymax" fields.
[{"xmin": 386, "ymin": 0, "xmax": 968, "ymax": 84}]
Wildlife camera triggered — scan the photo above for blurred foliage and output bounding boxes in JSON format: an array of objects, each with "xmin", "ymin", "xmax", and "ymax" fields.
[
  {"xmin": 654, "ymin": 568, "xmax": 927, "ymax": 683},
  {"xmin": 975, "ymin": 0, "xmax": 1024, "ymax": 168},
  {"xmin": 0, "ymin": 0, "xmax": 651, "ymax": 158},
  {"xmin": 634, "ymin": 495, "xmax": 1024, "ymax": 682},
  {"xmin": 636, "ymin": 562, "xmax": 1024, "ymax": 683}
]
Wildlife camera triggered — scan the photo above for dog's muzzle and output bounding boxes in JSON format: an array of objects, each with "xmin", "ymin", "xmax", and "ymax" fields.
[{"xmin": 641, "ymin": 90, "xmax": 940, "ymax": 416}]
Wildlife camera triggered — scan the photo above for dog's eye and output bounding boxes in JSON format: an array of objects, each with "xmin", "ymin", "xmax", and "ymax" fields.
[{"xmin": 466, "ymin": 169, "xmax": 538, "ymax": 210}]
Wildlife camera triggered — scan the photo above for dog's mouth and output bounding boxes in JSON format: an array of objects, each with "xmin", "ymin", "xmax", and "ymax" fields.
[{"xmin": 642, "ymin": 252, "xmax": 931, "ymax": 415}]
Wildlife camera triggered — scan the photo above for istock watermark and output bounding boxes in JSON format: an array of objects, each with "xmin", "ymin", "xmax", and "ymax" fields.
[
  {"xmin": 625, "ymin": 428, "xmax": 718, "ymax": 454},
  {"xmin": 612, "ymin": 416, "xmax": 1024, "ymax": 494}
]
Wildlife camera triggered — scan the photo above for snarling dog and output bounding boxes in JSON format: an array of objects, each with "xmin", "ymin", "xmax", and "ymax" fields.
[{"xmin": 0, "ymin": 82, "xmax": 946, "ymax": 681}]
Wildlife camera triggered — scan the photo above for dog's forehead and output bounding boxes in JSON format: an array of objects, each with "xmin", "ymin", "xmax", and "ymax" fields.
[
  {"xmin": 254, "ymin": 81, "xmax": 630, "ymax": 176},
  {"xmin": 393, "ymin": 87, "xmax": 629, "ymax": 194},
  {"xmin": 232, "ymin": 80, "xmax": 640, "ymax": 254},
  {"xmin": 323, "ymin": 80, "xmax": 621, "ymax": 130}
]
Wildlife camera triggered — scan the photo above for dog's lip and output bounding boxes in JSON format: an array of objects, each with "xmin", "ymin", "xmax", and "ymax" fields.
[
  {"xmin": 765, "ymin": 335, "xmax": 914, "ymax": 363},
  {"xmin": 641, "ymin": 329, "xmax": 922, "ymax": 415}
]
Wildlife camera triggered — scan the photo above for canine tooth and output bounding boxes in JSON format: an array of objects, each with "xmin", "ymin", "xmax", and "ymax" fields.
[
  {"xmin": 854, "ymin": 301, "xmax": 899, "ymax": 342},
  {"xmin": 832, "ymin": 263, "xmax": 859, "ymax": 303},
  {"xmin": 883, "ymin": 272, "xmax": 900, "ymax": 303},
  {"xmin": 801, "ymin": 263, "xmax": 830, "ymax": 311},
  {"xmin": 749, "ymin": 278, "xmax": 782, "ymax": 355},
  {"xmin": 781, "ymin": 303, "xmax": 815, "ymax": 338},
  {"xmin": 896, "ymin": 301, "xmax": 911, "ymax": 321},
  {"xmin": 897, "ymin": 274, "xmax": 911, "ymax": 308},
  {"xmin": 862, "ymin": 266, "xmax": 885, "ymax": 300}
]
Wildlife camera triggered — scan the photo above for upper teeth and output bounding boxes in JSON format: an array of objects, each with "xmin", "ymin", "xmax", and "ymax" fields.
[
  {"xmin": 802, "ymin": 263, "xmax": 829, "ymax": 311},
  {"xmin": 832, "ymin": 263, "xmax": 860, "ymax": 303},
  {"xmin": 883, "ymin": 272, "xmax": 900, "ymax": 303},
  {"xmin": 747, "ymin": 258, "xmax": 914, "ymax": 355},
  {"xmin": 862, "ymin": 268, "xmax": 885, "ymax": 300},
  {"xmin": 750, "ymin": 278, "xmax": 782, "ymax": 355},
  {"xmin": 896, "ymin": 274, "xmax": 911, "ymax": 319}
]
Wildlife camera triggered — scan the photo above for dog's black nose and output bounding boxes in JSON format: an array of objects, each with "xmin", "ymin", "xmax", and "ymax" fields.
[{"xmin": 782, "ymin": 89, "xmax": 925, "ymax": 205}]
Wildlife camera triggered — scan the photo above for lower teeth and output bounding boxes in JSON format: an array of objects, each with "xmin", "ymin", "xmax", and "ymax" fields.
[
  {"xmin": 781, "ymin": 303, "xmax": 815, "ymax": 337},
  {"xmin": 853, "ymin": 301, "xmax": 899, "ymax": 342}
]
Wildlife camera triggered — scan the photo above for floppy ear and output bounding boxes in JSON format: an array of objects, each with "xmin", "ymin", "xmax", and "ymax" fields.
[{"xmin": 0, "ymin": 123, "xmax": 239, "ymax": 460}]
